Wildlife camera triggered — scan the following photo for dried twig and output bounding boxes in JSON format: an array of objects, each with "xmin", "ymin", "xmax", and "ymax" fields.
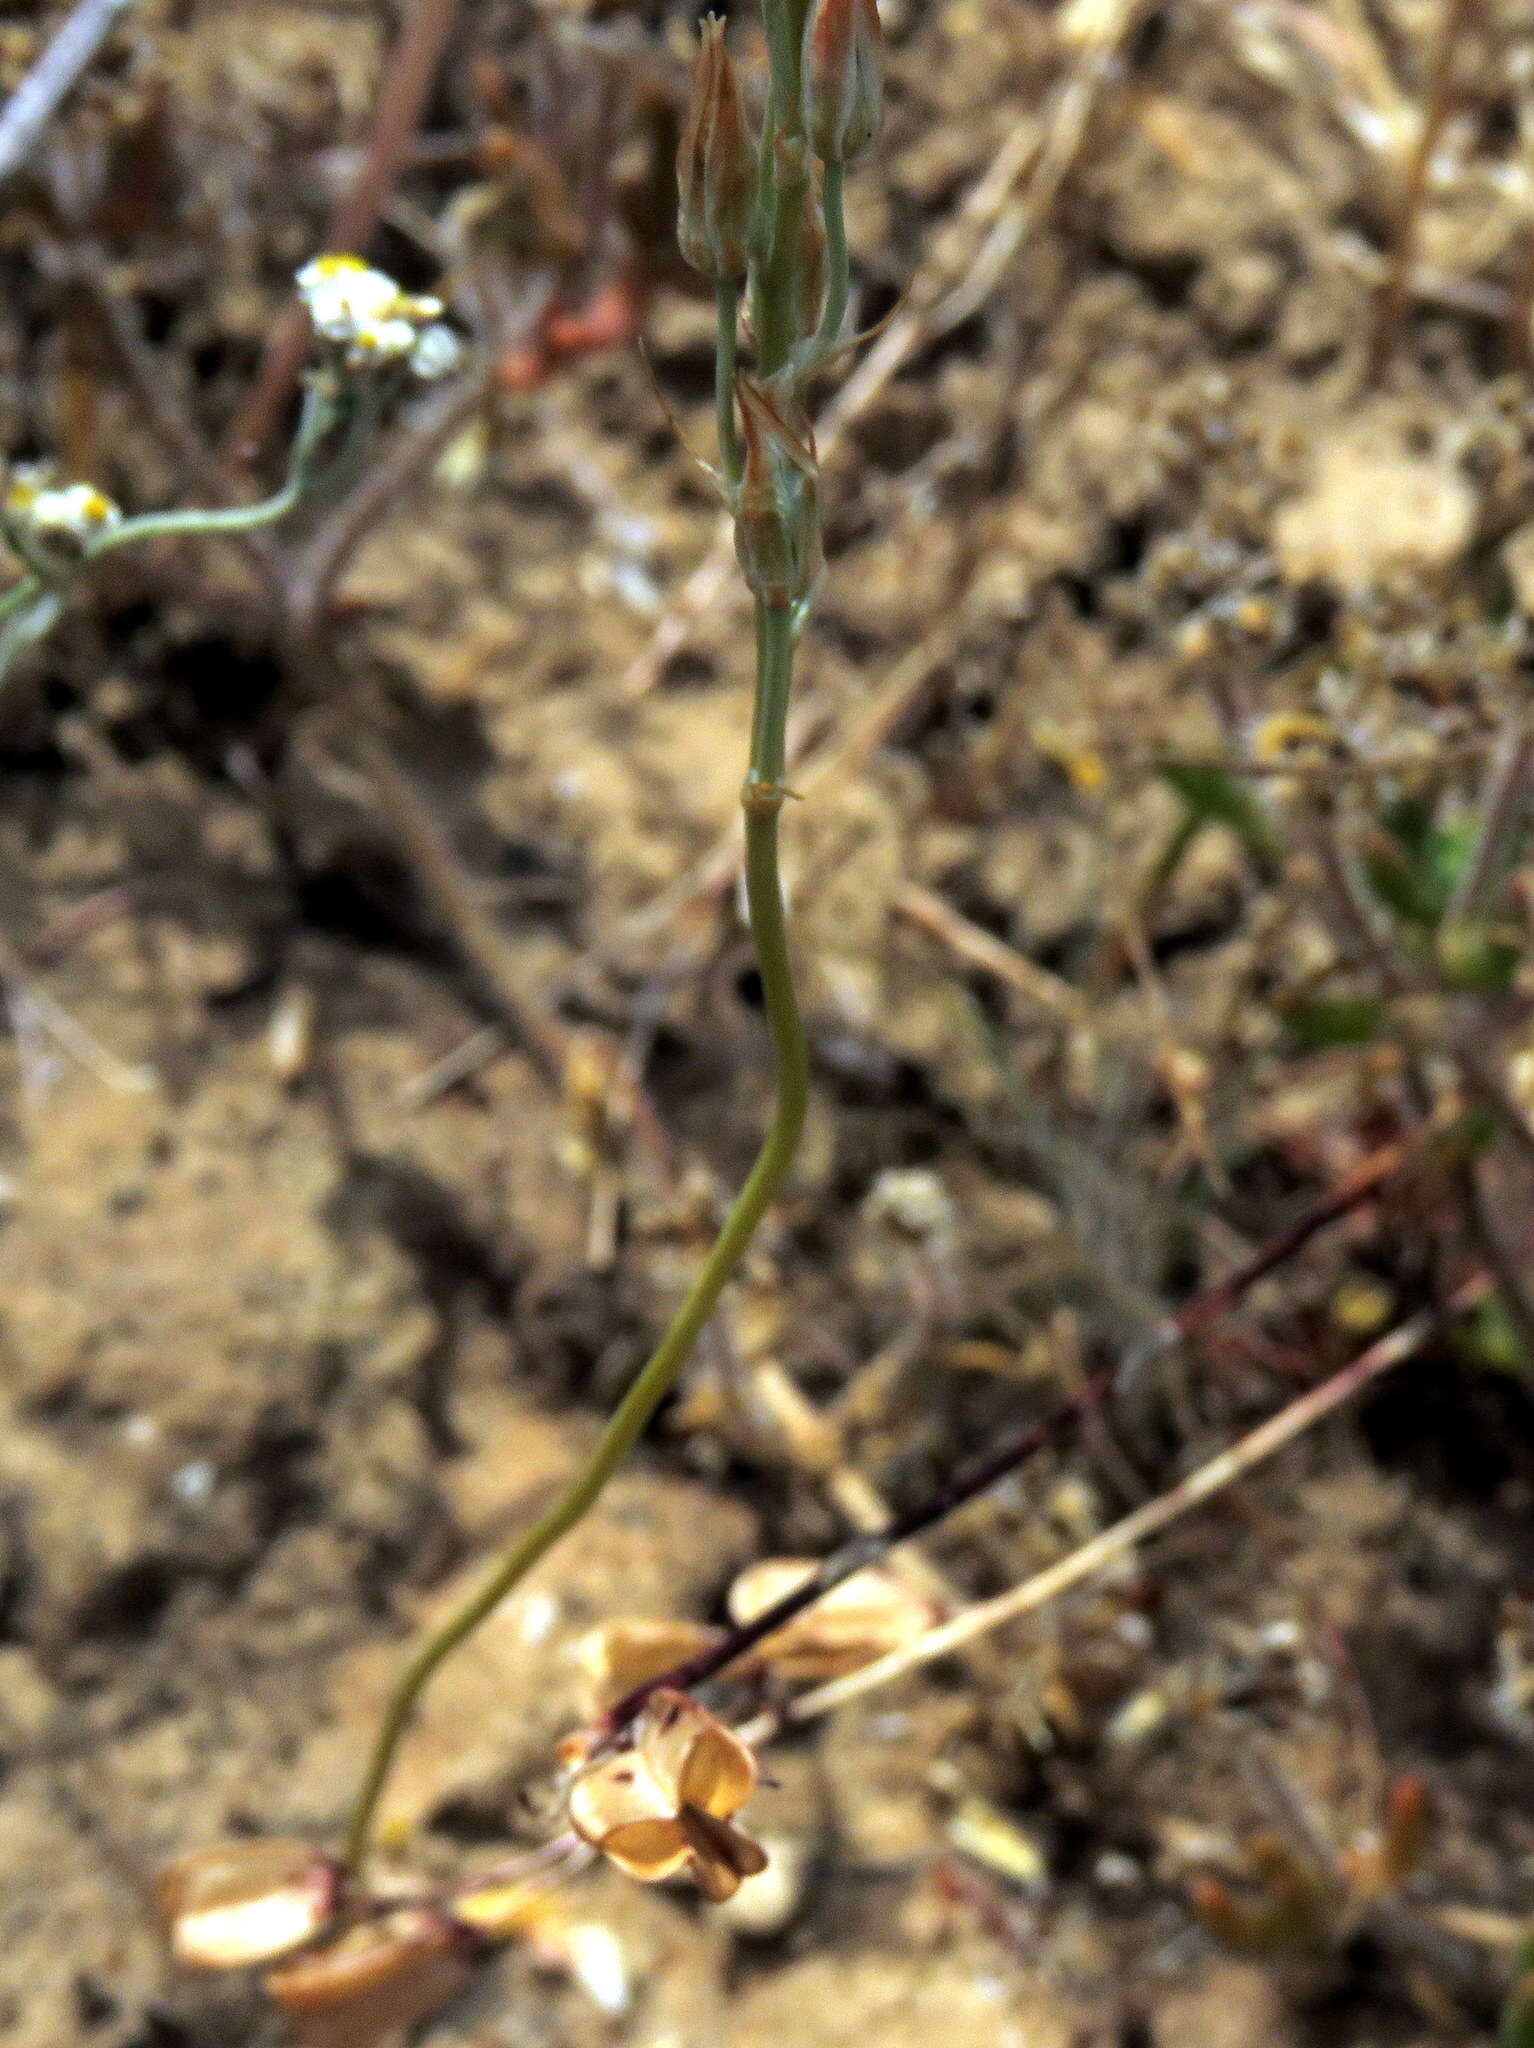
[
  {"xmin": 1369, "ymin": 0, "xmax": 1478, "ymax": 375},
  {"xmin": 893, "ymin": 881, "xmax": 1087, "ymax": 1024},
  {"xmin": 751, "ymin": 1267, "xmax": 1491, "ymax": 1735},
  {"xmin": 345, "ymin": 726, "xmax": 568, "ymax": 1082},
  {"xmin": 287, "ymin": 363, "xmax": 492, "ymax": 636},
  {"xmin": 1167, "ymin": 1139, "xmax": 1407, "ymax": 1346},
  {"xmin": 0, "ymin": 0, "xmax": 140, "ymax": 189},
  {"xmin": 602, "ymin": 1372, "xmax": 1111, "ymax": 1736},
  {"xmin": 600, "ymin": 1130, "xmax": 1422, "ymax": 1735}
]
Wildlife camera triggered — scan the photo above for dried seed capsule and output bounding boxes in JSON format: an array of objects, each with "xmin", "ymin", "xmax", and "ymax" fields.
[
  {"xmin": 732, "ymin": 376, "xmax": 822, "ymax": 609},
  {"xmin": 265, "ymin": 1909, "xmax": 473, "ymax": 2048},
  {"xmin": 566, "ymin": 1689, "xmax": 768, "ymax": 1903},
  {"xmin": 155, "ymin": 1840, "xmax": 339, "ymax": 1971},
  {"xmin": 676, "ymin": 16, "xmax": 757, "ymax": 281},
  {"xmin": 726, "ymin": 1556, "xmax": 937, "ymax": 1682},
  {"xmin": 803, "ymin": 0, "xmax": 884, "ymax": 165}
]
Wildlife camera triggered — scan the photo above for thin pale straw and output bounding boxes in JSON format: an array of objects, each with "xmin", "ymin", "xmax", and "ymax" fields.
[{"xmin": 741, "ymin": 1270, "xmax": 1489, "ymax": 1739}]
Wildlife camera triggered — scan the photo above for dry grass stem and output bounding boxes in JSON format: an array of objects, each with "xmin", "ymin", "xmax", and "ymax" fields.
[{"xmin": 746, "ymin": 1269, "xmax": 1492, "ymax": 1735}]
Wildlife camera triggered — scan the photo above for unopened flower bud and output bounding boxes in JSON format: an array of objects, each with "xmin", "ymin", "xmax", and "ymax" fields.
[
  {"xmin": 676, "ymin": 16, "xmax": 757, "ymax": 281},
  {"xmin": 733, "ymin": 377, "xmax": 822, "ymax": 608},
  {"xmin": 803, "ymin": 0, "xmax": 883, "ymax": 164}
]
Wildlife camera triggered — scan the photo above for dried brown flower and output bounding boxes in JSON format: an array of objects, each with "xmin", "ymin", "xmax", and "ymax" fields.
[
  {"xmin": 729, "ymin": 1556, "xmax": 938, "ymax": 1681},
  {"xmin": 264, "ymin": 1908, "xmax": 473, "ymax": 2048},
  {"xmin": 566, "ymin": 1689, "xmax": 767, "ymax": 1902},
  {"xmin": 155, "ymin": 1840, "xmax": 339, "ymax": 1972}
]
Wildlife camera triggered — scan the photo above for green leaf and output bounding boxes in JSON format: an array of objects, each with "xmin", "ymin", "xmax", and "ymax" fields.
[
  {"xmin": 1454, "ymin": 1296, "xmax": 1533, "ymax": 1382},
  {"xmin": 1160, "ymin": 765, "xmax": 1279, "ymax": 875},
  {"xmin": 1363, "ymin": 800, "xmax": 1477, "ymax": 929},
  {"xmin": 1442, "ymin": 1105, "xmax": 1498, "ymax": 1162},
  {"xmin": 1283, "ymin": 995, "xmax": 1386, "ymax": 1050}
]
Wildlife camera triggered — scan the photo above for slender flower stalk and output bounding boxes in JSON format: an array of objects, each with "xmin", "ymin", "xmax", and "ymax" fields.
[
  {"xmin": 341, "ymin": 0, "xmax": 884, "ymax": 1876},
  {"xmin": 0, "ymin": 378, "xmax": 342, "ymax": 691},
  {"xmin": 0, "ymin": 255, "xmax": 458, "ymax": 693},
  {"xmin": 803, "ymin": 0, "xmax": 880, "ymax": 356}
]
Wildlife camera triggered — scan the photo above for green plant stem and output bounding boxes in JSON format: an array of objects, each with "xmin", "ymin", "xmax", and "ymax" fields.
[
  {"xmin": 89, "ymin": 382, "xmax": 336, "ymax": 559},
  {"xmin": 0, "ymin": 383, "xmax": 337, "ymax": 692},
  {"xmin": 813, "ymin": 159, "xmax": 849, "ymax": 359},
  {"xmin": 753, "ymin": 0, "xmax": 815, "ymax": 377},
  {"xmin": 0, "ymin": 573, "xmax": 42, "ymax": 626},
  {"xmin": 755, "ymin": 144, "xmax": 813, "ymax": 377},
  {"xmin": 341, "ymin": 599, "xmax": 809, "ymax": 1874},
  {"xmin": 760, "ymin": 0, "xmax": 805, "ymax": 132},
  {"xmin": 0, "ymin": 585, "xmax": 63, "ymax": 685},
  {"xmin": 716, "ymin": 279, "xmax": 743, "ymax": 487}
]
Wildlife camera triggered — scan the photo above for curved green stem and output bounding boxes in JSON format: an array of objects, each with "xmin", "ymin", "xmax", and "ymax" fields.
[
  {"xmin": 0, "ymin": 384, "xmax": 338, "ymax": 693},
  {"xmin": 88, "ymin": 382, "xmax": 336, "ymax": 559},
  {"xmin": 0, "ymin": 586, "xmax": 64, "ymax": 687},
  {"xmin": 341, "ymin": 599, "xmax": 809, "ymax": 1874},
  {"xmin": 0, "ymin": 572, "xmax": 44, "ymax": 627}
]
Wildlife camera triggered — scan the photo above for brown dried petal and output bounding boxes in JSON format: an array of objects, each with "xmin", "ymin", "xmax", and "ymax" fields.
[
  {"xmin": 567, "ymin": 1691, "xmax": 764, "ymax": 1898},
  {"xmin": 641, "ymin": 1690, "xmax": 757, "ymax": 1819},
  {"xmin": 576, "ymin": 1617, "xmax": 723, "ymax": 1714},
  {"xmin": 596, "ymin": 1816, "xmax": 695, "ymax": 1885},
  {"xmin": 450, "ymin": 1878, "xmax": 549, "ymax": 1942},
  {"xmin": 265, "ymin": 1910, "xmax": 472, "ymax": 2048},
  {"xmin": 674, "ymin": 1718, "xmax": 757, "ymax": 1820},
  {"xmin": 677, "ymin": 1806, "xmax": 770, "ymax": 1902},
  {"xmin": 156, "ymin": 1840, "xmax": 338, "ymax": 1971},
  {"xmin": 568, "ymin": 1748, "xmax": 677, "ymax": 1843},
  {"xmin": 728, "ymin": 1557, "xmax": 936, "ymax": 1680}
]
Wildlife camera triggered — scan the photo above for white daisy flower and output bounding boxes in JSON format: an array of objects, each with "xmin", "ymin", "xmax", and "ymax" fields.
[
  {"xmin": 295, "ymin": 255, "xmax": 458, "ymax": 376},
  {"xmin": 5, "ymin": 468, "xmax": 122, "ymax": 547}
]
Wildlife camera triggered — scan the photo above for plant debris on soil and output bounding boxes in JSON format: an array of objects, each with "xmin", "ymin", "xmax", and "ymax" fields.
[{"xmin": 5, "ymin": 1, "xmax": 1534, "ymax": 2044}]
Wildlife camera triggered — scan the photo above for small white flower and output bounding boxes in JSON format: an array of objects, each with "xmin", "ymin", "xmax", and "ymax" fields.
[
  {"xmin": 349, "ymin": 315, "xmax": 421, "ymax": 365},
  {"xmin": 295, "ymin": 254, "xmax": 458, "ymax": 376},
  {"xmin": 297, "ymin": 254, "xmax": 407, "ymax": 337},
  {"xmin": 408, "ymin": 323, "xmax": 463, "ymax": 380},
  {"xmin": 5, "ymin": 467, "xmax": 122, "ymax": 547}
]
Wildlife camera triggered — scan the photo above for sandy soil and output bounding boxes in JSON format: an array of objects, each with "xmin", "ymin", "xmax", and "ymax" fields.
[{"xmin": 5, "ymin": 1, "xmax": 1534, "ymax": 2043}]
